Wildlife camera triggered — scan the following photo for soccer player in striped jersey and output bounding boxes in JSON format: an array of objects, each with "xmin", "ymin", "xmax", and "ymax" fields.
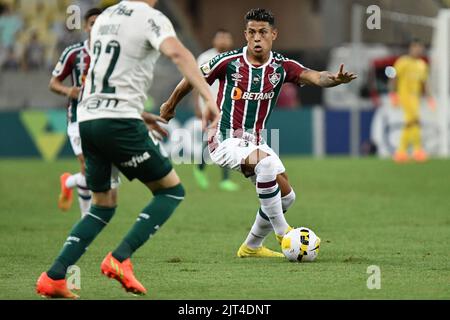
[
  {"xmin": 161, "ymin": 8, "xmax": 357, "ymax": 258},
  {"xmin": 49, "ymin": 8, "xmax": 102, "ymax": 217}
]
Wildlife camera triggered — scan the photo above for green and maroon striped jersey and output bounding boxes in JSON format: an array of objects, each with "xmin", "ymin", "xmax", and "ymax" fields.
[
  {"xmin": 200, "ymin": 46, "xmax": 307, "ymax": 141},
  {"xmin": 52, "ymin": 40, "xmax": 91, "ymax": 123}
]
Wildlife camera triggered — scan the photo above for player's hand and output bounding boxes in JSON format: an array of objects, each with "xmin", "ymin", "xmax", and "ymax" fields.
[
  {"xmin": 328, "ymin": 64, "xmax": 357, "ymax": 85},
  {"xmin": 66, "ymin": 87, "xmax": 81, "ymax": 100},
  {"xmin": 142, "ymin": 112, "xmax": 169, "ymax": 139},
  {"xmin": 389, "ymin": 92, "xmax": 400, "ymax": 107},
  {"xmin": 160, "ymin": 102, "xmax": 176, "ymax": 122}
]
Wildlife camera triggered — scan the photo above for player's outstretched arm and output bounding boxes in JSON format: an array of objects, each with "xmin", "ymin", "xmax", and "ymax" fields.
[
  {"xmin": 299, "ymin": 64, "xmax": 357, "ymax": 88},
  {"xmin": 159, "ymin": 37, "xmax": 218, "ymax": 123}
]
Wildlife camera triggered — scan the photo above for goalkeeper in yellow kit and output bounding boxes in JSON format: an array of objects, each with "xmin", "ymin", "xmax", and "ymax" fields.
[{"xmin": 390, "ymin": 39, "xmax": 436, "ymax": 163}]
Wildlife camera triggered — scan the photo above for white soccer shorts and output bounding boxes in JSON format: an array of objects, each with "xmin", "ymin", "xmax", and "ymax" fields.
[
  {"xmin": 67, "ymin": 122, "xmax": 82, "ymax": 157},
  {"xmin": 209, "ymin": 135, "xmax": 285, "ymax": 178}
]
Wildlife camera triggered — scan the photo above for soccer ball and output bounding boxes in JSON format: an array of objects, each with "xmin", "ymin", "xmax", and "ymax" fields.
[{"xmin": 281, "ymin": 227, "xmax": 321, "ymax": 262}]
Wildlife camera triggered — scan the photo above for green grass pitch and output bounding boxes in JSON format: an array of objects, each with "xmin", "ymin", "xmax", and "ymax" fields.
[{"xmin": 0, "ymin": 158, "xmax": 449, "ymax": 300}]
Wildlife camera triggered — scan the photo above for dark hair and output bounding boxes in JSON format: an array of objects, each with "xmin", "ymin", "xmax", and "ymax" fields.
[
  {"xmin": 84, "ymin": 8, "xmax": 102, "ymax": 22},
  {"xmin": 245, "ymin": 8, "xmax": 275, "ymax": 26},
  {"xmin": 409, "ymin": 38, "xmax": 423, "ymax": 46}
]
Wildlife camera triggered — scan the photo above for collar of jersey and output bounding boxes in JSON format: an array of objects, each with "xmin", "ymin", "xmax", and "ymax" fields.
[{"xmin": 243, "ymin": 46, "xmax": 273, "ymax": 69}]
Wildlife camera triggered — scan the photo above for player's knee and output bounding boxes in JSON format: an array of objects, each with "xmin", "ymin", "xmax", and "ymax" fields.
[
  {"xmin": 255, "ymin": 156, "xmax": 283, "ymax": 177},
  {"xmin": 282, "ymin": 189, "xmax": 296, "ymax": 213},
  {"xmin": 110, "ymin": 189, "xmax": 118, "ymax": 205},
  {"xmin": 155, "ymin": 183, "xmax": 186, "ymax": 205},
  {"xmin": 92, "ymin": 190, "xmax": 117, "ymax": 208}
]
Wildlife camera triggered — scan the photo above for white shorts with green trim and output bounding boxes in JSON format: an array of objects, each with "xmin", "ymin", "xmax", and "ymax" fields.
[
  {"xmin": 209, "ymin": 136, "xmax": 285, "ymax": 177},
  {"xmin": 67, "ymin": 122, "xmax": 82, "ymax": 157}
]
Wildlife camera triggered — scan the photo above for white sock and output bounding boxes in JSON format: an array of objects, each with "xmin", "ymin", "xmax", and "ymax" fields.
[
  {"xmin": 65, "ymin": 173, "xmax": 82, "ymax": 189},
  {"xmin": 245, "ymin": 209, "xmax": 273, "ymax": 249},
  {"xmin": 281, "ymin": 190, "xmax": 296, "ymax": 213},
  {"xmin": 245, "ymin": 190, "xmax": 296, "ymax": 249},
  {"xmin": 76, "ymin": 174, "xmax": 91, "ymax": 218},
  {"xmin": 255, "ymin": 157, "xmax": 289, "ymax": 237}
]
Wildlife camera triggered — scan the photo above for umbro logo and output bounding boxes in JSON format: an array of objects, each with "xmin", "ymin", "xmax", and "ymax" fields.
[{"xmin": 231, "ymin": 73, "xmax": 243, "ymax": 82}]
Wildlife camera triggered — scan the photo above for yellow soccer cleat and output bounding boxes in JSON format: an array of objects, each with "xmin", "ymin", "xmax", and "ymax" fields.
[
  {"xmin": 275, "ymin": 226, "xmax": 294, "ymax": 245},
  {"xmin": 237, "ymin": 244, "xmax": 284, "ymax": 258}
]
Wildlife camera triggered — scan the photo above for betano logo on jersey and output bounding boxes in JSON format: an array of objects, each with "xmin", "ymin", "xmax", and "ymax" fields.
[{"xmin": 231, "ymin": 87, "xmax": 275, "ymax": 101}]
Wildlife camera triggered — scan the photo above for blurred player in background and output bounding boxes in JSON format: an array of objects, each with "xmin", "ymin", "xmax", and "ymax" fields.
[
  {"xmin": 193, "ymin": 29, "xmax": 239, "ymax": 192},
  {"xmin": 36, "ymin": 0, "xmax": 218, "ymax": 299},
  {"xmin": 390, "ymin": 39, "xmax": 436, "ymax": 163},
  {"xmin": 49, "ymin": 8, "xmax": 102, "ymax": 217},
  {"xmin": 161, "ymin": 8, "xmax": 356, "ymax": 258}
]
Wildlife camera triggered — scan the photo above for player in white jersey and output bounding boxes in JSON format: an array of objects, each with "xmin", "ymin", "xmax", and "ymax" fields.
[
  {"xmin": 36, "ymin": 0, "xmax": 218, "ymax": 299},
  {"xmin": 192, "ymin": 29, "xmax": 240, "ymax": 192},
  {"xmin": 49, "ymin": 8, "xmax": 102, "ymax": 217}
]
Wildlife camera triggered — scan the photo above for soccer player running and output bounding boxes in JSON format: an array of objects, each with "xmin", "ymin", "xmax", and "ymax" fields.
[
  {"xmin": 36, "ymin": 0, "xmax": 218, "ymax": 298},
  {"xmin": 161, "ymin": 9, "xmax": 357, "ymax": 258},
  {"xmin": 390, "ymin": 39, "xmax": 436, "ymax": 163},
  {"xmin": 193, "ymin": 29, "xmax": 240, "ymax": 192},
  {"xmin": 50, "ymin": 8, "xmax": 102, "ymax": 217}
]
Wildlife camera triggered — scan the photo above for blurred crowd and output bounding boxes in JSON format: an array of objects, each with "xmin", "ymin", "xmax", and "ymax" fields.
[
  {"xmin": 0, "ymin": 0, "xmax": 302, "ymax": 109},
  {"xmin": 0, "ymin": 0, "xmax": 119, "ymax": 72}
]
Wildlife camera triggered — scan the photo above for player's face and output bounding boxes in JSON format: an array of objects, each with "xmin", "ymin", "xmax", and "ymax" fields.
[
  {"xmin": 213, "ymin": 32, "xmax": 234, "ymax": 53},
  {"xmin": 409, "ymin": 43, "xmax": 424, "ymax": 58},
  {"xmin": 245, "ymin": 21, "xmax": 277, "ymax": 59},
  {"xmin": 84, "ymin": 15, "xmax": 98, "ymax": 37}
]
